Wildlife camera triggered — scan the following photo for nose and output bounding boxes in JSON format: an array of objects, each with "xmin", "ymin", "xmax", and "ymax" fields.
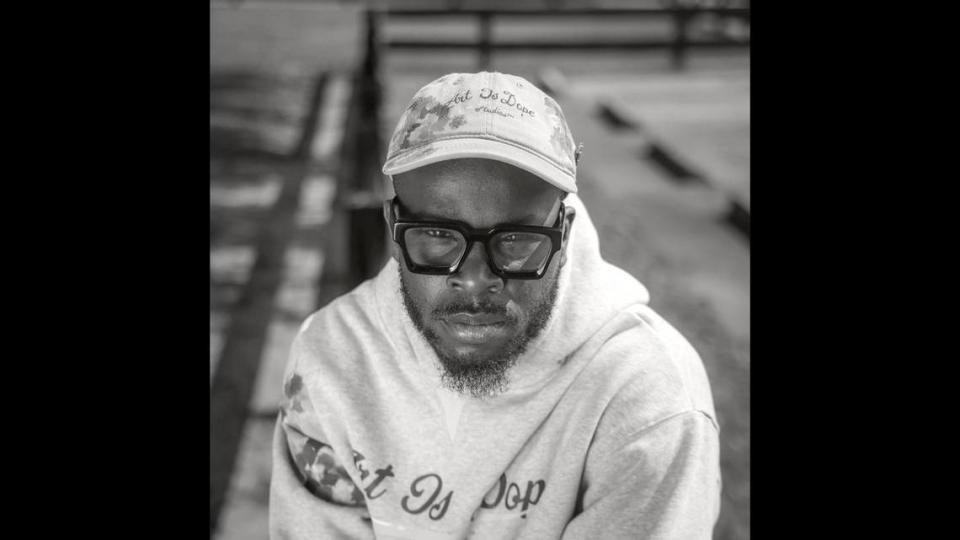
[{"xmin": 448, "ymin": 241, "xmax": 504, "ymax": 293}]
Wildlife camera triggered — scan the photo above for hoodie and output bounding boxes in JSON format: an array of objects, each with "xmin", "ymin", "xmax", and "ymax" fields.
[{"xmin": 269, "ymin": 194, "xmax": 721, "ymax": 539}]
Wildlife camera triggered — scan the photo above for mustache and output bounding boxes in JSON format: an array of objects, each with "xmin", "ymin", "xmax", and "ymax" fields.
[{"xmin": 432, "ymin": 299, "xmax": 514, "ymax": 319}]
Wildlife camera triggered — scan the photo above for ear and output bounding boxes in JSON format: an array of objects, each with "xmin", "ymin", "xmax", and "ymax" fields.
[
  {"xmin": 559, "ymin": 207, "xmax": 576, "ymax": 267},
  {"xmin": 382, "ymin": 199, "xmax": 400, "ymax": 261}
]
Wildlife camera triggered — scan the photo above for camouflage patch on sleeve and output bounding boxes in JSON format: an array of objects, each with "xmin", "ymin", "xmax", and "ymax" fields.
[
  {"xmin": 289, "ymin": 436, "xmax": 366, "ymax": 507},
  {"xmin": 283, "ymin": 372, "xmax": 305, "ymax": 413},
  {"xmin": 283, "ymin": 372, "xmax": 303, "ymax": 399}
]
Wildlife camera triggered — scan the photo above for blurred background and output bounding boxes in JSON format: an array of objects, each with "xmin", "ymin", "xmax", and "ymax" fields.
[{"xmin": 210, "ymin": 1, "xmax": 749, "ymax": 538}]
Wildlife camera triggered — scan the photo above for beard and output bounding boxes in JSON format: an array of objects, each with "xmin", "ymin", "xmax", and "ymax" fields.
[{"xmin": 399, "ymin": 265, "xmax": 560, "ymax": 399}]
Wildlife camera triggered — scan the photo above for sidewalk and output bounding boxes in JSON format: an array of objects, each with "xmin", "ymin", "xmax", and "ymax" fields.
[
  {"xmin": 210, "ymin": 3, "xmax": 362, "ymax": 538},
  {"xmin": 209, "ymin": 68, "xmax": 352, "ymax": 539},
  {"xmin": 540, "ymin": 66, "xmax": 750, "ymax": 540},
  {"xmin": 568, "ymin": 67, "xmax": 750, "ymax": 217}
]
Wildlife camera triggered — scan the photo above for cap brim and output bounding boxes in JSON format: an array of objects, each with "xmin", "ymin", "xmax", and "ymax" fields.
[{"xmin": 382, "ymin": 137, "xmax": 577, "ymax": 194}]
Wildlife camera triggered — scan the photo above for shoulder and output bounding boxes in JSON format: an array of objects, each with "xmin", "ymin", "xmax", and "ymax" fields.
[
  {"xmin": 581, "ymin": 304, "xmax": 719, "ymax": 449},
  {"xmin": 288, "ymin": 278, "xmax": 384, "ymax": 382}
]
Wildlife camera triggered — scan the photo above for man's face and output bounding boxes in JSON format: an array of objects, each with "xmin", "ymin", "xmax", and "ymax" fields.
[{"xmin": 390, "ymin": 158, "xmax": 573, "ymax": 398}]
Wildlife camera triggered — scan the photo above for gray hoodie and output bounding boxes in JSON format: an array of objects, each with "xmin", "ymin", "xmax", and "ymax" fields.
[{"xmin": 269, "ymin": 194, "xmax": 721, "ymax": 539}]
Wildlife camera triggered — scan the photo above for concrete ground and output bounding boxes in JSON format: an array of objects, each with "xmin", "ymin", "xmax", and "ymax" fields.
[
  {"xmin": 211, "ymin": 4, "xmax": 361, "ymax": 538},
  {"xmin": 210, "ymin": 67, "xmax": 352, "ymax": 539},
  {"xmin": 541, "ymin": 67, "xmax": 750, "ymax": 540},
  {"xmin": 211, "ymin": 3, "xmax": 749, "ymax": 539}
]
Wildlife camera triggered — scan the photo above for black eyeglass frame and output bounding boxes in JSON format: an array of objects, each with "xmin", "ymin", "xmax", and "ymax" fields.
[{"xmin": 388, "ymin": 196, "xmax": 567, "ymax": 280}]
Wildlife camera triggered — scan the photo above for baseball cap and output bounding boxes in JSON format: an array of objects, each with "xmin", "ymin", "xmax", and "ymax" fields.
[{"xmin": 382, "ymin": 71, "xmax": 580, "ymax": 194}]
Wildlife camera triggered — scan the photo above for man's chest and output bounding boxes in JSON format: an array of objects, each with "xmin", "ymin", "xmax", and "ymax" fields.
[{"xmin": 334, "ymin": 402, "xmax": 595, "ymax": 539}]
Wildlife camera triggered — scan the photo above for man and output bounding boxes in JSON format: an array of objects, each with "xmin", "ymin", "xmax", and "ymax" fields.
[{"xmin": 270, "ymin": 72, "xmax": 720, "ymax": 539}]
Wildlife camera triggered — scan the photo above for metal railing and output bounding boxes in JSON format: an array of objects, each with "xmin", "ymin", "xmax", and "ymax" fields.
[{"xmin": 366, "ymin": 4, "xmax": 749, "ymax": 70}]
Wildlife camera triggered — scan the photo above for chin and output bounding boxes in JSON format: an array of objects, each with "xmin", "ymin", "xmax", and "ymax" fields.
[{"xmin": 441, "ymin": 342, "xmax": 515, "ymax": 367}]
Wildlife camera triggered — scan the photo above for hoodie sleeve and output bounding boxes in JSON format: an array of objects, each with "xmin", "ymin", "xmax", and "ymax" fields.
[
  {"xmin": 268, "ymin": 337, "xmax": 375, "ymax": 539},
  {"xmin": 561, "ymin": 410, "xmax": 721, "ymax": 540}
]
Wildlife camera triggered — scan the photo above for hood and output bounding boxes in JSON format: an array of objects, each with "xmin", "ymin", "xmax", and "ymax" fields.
[{"xmin": 374, "ymin": 193, "xmax": 650, "ymax": 396}]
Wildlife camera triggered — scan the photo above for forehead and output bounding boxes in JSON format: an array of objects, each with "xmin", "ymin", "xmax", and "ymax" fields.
[{"xmin": 394, "ymin": 158, "xmax": 561, "ymax": 226}]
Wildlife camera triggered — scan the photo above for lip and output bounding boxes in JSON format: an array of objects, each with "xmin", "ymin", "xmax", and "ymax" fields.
[
  {"xmin": 444, "ymin": 312, "xmax": 507, "ymax": 326},
  {"xmin": 440, "ymin": 314, "xmax": 511, "ymax": 345}
]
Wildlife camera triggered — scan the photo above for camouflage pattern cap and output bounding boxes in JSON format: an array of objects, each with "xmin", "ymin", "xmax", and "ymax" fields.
[{"xmin": 383, "ymin": 71, "xmax": 579, "ymax": 193}]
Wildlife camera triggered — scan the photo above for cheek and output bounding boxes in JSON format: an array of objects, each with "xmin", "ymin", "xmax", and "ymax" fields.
[
  {"xmin": 402, "ymin": 270, "xmax": 447, "ymax": 310},
  {"xmin": 503, "ymin": 272, "xmax": 556, "ymax": 317}
]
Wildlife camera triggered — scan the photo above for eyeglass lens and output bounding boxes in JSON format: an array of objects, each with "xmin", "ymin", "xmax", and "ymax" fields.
[{"xmin": 403, "ymin": 227, "xmax": 553, "ymax": 273}]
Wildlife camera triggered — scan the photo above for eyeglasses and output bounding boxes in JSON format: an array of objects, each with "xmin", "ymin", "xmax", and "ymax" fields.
[{"xmin": 387, "ymin": 196, "xmax": 566, "ymax": 280}]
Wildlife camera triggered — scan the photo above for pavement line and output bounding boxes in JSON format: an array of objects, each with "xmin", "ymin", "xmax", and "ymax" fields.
[
  {"xmin": 211, "ymin": 418, "xmax": 275, "ymax": 540},
  {"xmin": 296, "ymin": 174, "xmax": 337, "ymax": 228},
  {"xmin": 311, "ymin": 73, "xmax": 352, "ymax": 161},
  {"xmin": 210, "ymin": 113, "xmax": 302, "ymax": 156},
  {"xmin": 293, "ymin": 72, "xmax": 331, "ymax": 159},
  {"xmin": 210, "ymin": 311, "xmax": 228, "ymax": 383},
  {"xmin": 210, "ymin": 176, "xmax": 283, "ymax": 209},
  {"xmin": 210, "ymin": 245, "xmax": 258, "ymax": 286},
  {"xmin": 210, "ymin": 244, "xmax": 258, "ymax": 385}
]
